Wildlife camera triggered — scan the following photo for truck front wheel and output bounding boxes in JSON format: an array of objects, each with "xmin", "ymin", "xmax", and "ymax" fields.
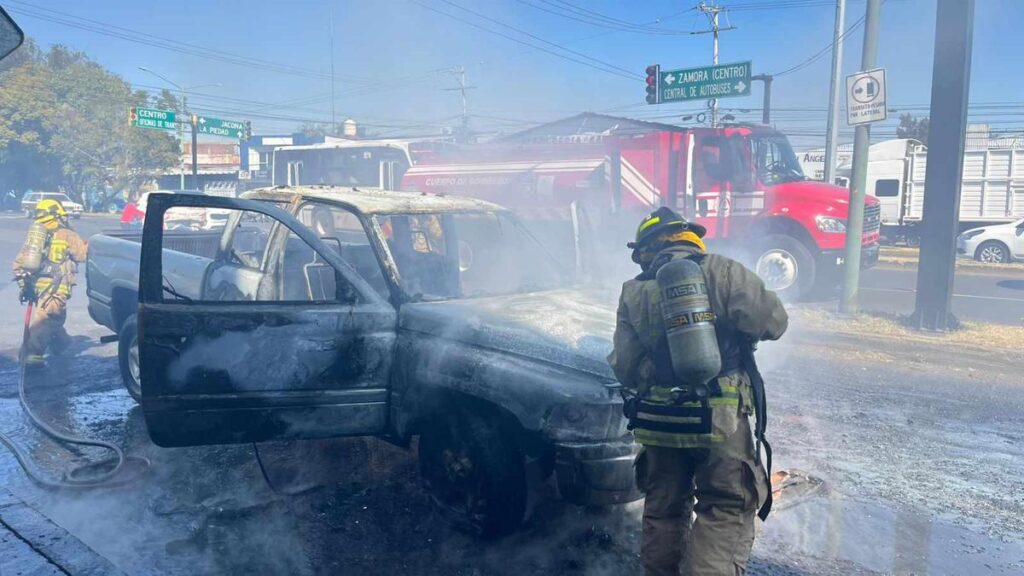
[
  {"xmin": 418, "ymin": 409, "xmax": 527, "ymax": 538},
  {"xmin": 754, "ymin": 234, "xmax": 815, "ymax": 301},
  {"xmin": 118, "ymin": 314, "xmax": 142, "ymax": 403}
]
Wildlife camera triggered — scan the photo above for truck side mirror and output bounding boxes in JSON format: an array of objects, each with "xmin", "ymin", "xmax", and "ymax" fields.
[{"xmin": 0, "ymin": 8, "xmax": 23, "ymax": 63}]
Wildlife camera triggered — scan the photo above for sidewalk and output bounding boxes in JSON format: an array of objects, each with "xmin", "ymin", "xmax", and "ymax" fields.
[{"xmin": 0, "ymin": 488, "xmax": 124, "ymax": 576}]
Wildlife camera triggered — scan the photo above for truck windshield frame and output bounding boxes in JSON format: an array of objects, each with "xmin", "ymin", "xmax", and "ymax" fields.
[
  {"xmin": 752, "ymin": 134, "xmax": 806, "ymax": 184},
  {"xmin": 274, "ymin": 146, "xmax": 411, "ymax": 188},
  {"xmin": 372, "ymin": 210, "xmax": 565, "ymax": 301}
]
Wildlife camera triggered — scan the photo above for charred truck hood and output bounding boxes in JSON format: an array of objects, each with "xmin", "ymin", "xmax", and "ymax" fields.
[{"xmin": 398, "ymin": 288, "xmax": 618, "ymax": 382}]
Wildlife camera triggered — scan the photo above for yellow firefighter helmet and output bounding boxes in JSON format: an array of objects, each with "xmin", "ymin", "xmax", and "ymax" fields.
[{"xmin": 34, "ymin": 198, "xmax": 67, "ymax": 225}]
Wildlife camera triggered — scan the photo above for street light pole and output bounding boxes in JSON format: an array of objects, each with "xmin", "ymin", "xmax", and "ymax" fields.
[{"xmin": 824, "ymin": 0, "xmax": 848, "ymax": 185}]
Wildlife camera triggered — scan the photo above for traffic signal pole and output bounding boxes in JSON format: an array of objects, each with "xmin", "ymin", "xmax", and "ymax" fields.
[
  {"xmin": 912, "ymin": 0, "xmax": 975, "ymax": 330},
  {"xmin": 752, "ymin": 74, "xmax": 772, "ymax": 124},
  {"xmin": 838, "ymin": 0, "xmax": 881, "ymax": 314}
]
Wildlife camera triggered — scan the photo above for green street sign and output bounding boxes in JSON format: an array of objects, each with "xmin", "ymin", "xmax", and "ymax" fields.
[
  {"xmin": 130, "ymin": 106, "xmax": 176, "ymax": 131},
  {"xmin": 197, "ymin": 115, "xmax": 246, "ymax": 139},
  {"xmin": 657, "ymin": 61, "xmax": 752, "ymax": 103}
]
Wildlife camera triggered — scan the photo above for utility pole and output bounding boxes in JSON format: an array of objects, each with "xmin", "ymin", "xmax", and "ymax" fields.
[
  {"xmin": 752, "ymin": 74, "xmax": 772, "ymax": 124},
  {"xmin": 693, "ymin": 2, "xmax": 736, "ymax": 128},
  {"xmin": 330, "ymin": 7, "xmax": 336, "ymax": 130},
  {"xmin": 178, "ymin": 95, "xmax": 186, "ymax": 189},
  {"xmin": 824, "ymin": 0, "xmax": 848, "ymax": 185},
  {"xmin": 191, "ymin": 114, "xmax": 198, "ymax": 190},
  {"xmin": 445, "ymin": 66, "xmax": 476, "ymax": 142},
  {"xmin": 838, "ymin": 0, "xmax": 881, "ymax": 313},
  {"xmin": 912, "ymin": 0, "xmax": 975, "ymax": 330}
]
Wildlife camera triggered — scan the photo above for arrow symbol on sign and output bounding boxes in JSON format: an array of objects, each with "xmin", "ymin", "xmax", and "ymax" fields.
[
  {"xmin": 199, "ymin": 117, "xmax": 206, "ymax": 124},
  {"xmin": 734, "ymin": 81, "xmax": 746, "ymax": 92},
  {"xmin": 664, "ymin": 73, "xmax": 676, "ymax": 86}
]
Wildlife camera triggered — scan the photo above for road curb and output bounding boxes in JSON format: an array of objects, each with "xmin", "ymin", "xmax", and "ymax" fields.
[{"xmin": 0, "ymin": 488, "xmax": 126, "ymax": 576}]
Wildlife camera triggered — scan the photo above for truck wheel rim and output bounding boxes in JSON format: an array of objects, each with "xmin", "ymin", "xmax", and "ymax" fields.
[
  {"xmin": 128, "ymin": 336, "xmax": 141, "ymax": 393},
  {"xmin": 756, "ymin": 249, "xmax": 798, "ymax": 292},
  {"xmin": 424, "ymin": 440, "xmax": 488, "ymax": 534},
  {"xmin": 980, "ymin": 245, "xmax": 1005, "ymax": 263}
]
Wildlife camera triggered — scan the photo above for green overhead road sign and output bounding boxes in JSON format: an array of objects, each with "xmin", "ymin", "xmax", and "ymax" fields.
[
  {"xmin": 655, "ymin": 61, "xmax": 752, "ymax": 104},
  {"xmin": 130, "ymin": 106, "xmax": 176, "ymax": 130},
  {"xmin": 197, "ymin": 115, "xmax": 246, "ymax": 139}
]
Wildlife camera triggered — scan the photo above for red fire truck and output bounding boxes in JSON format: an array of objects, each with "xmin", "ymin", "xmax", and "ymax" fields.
[{"xmin": 402, "ymin": 113, "xmax": 880, "ymax": 300}]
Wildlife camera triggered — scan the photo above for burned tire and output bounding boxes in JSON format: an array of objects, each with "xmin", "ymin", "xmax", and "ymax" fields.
[
  {"xmin": 418, "ymin": 409, "xmax": 526, "ymax": 538},
  {"xmin": 754, "ymin": 234, "xmax": 815, "ymax": 301},
  {"xmin": 118, "ymin": 314, "xmax": 142, "ymax": 403},
  {"xmin": 975, "ymin": 240, "xmax": 1010, "ymax": 264}
]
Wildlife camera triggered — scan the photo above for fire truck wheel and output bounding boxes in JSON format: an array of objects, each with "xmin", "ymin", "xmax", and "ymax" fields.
[{"xmin": 754, "ymin": 234, "xmax": 815, "ymax": 301}]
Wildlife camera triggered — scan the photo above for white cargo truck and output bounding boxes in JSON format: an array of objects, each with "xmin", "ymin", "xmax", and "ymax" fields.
[{"xmin": 835, "ymin": 139, "xmax": 1024, "ymax": 244}]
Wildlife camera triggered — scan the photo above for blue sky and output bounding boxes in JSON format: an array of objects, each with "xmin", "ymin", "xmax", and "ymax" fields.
[{"xmin": 8, "ymin": 0, "xmax": 1024, "ymax": 148}]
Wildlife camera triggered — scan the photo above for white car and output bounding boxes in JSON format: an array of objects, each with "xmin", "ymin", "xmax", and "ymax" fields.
[
  {"xmin": 21, "ymin": 192, "xmax": 84, "ymax": 219},
  {"xmin": 134, "ymin": 190, "xmax": 232, "ymax": 230},
  {"xmin": 957, "ymin": 218, "xmax": 1024, "ymax": 263}
]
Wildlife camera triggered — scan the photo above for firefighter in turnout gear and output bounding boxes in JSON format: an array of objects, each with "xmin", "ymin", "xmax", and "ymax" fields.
[
  {"xmin": 13, "ymin": 199, "xmax": 88, "ymax": 367},
  {"xmin": 608, "ymin": 207, "xmax": 787, "ymax": 576}
]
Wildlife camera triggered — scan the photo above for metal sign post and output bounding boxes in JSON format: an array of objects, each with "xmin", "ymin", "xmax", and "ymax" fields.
[{"xmin": 839, "ymin": 0, "xmax": 883, "ymax": 314}]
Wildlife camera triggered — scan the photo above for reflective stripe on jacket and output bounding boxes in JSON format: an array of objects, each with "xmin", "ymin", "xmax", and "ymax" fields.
[{"xmin": 14, "ymin": 227, "xmax": 88, "ymax": 299}]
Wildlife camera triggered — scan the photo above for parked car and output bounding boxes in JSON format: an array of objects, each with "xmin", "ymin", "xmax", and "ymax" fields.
[
  {"xmin": 86, "ymin": 187, "xmax": 640, "ymax": 536},
  {"xmin": 21, "ymin": 192, "xmax": 83, "ymax": 218},
  {"xmin": 957, "ymin": 218, "xmax": 1024, "ymax": 263}
]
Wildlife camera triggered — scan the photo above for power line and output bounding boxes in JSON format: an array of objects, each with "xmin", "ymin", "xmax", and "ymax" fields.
[
  {"xmin": 730, "ymin": 0, "xmax": 837, "ymax": 10},
  {"xmin": 407, "ymin": 0, "xmax": 638, "ymax": 81},
  {"xmin": 773, "ymin": 13, "xmax": 866, "ymax": 76},
  {"xmin": 516, "ymin": 0, "xmax": 695, "ymax": 35},
  {"xmin": 435, "ymin": 0, "xmax": 639, "ymax": 77},
  {"xmin": 6, "ymin": 0, "xmax": 374, "ymax": 84}
]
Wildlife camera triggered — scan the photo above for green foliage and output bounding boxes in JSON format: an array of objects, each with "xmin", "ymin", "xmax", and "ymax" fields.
[
  {"xmin": 0, "ymin": 41, "xmax": 180, "ymax": 210},
  {"xmin": 896, "ymin": 113, "xmax": 929, "ymax": 146}
]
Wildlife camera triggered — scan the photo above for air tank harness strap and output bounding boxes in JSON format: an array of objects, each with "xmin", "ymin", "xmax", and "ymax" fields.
[{"xmin": 741, "ymin": 341, "xmax": 773, "ymax": 521}]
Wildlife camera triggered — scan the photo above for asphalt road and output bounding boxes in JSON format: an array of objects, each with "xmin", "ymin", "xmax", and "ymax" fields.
[
  {"xmin": 0, "ymin": 215, "xmax": 1021, "ymax": 575},
  {"xmin": 857, "ymin": 263, "xmax": 1024, "ymax": 325}
]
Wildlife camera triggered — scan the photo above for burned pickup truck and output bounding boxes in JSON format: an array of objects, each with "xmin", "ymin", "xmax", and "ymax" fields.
[{"xmin": 87, "ymin": 186, "xmax": 639, "ymax": 535}]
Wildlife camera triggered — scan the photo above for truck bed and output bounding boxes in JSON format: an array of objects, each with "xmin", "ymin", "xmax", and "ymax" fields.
[
  {"xmin": 86, "ymin": 230, "xmax": 222, "ymax": 333},
  {"xmin": 906, "ymin": 148, "xmax": 1024, "ymax": 222}
]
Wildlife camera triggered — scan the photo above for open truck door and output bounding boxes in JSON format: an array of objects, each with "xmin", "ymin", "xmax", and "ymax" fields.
[{"xmin": 138, "ymin": 193, "xmax": 395, "ymax": 447}]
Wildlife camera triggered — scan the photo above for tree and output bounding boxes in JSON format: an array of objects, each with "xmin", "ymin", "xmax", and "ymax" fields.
[
  {"xmin": 897, "ymin": 113, "xmax": 929, "ymax": 145},
  {"xmin": 0, "ymin": 42, "xmax": 180, "ymax": 210}
]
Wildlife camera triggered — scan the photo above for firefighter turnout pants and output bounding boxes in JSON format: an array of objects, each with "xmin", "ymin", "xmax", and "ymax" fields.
[
  {"xmin": 635, "ymin": 410, "xmax": 767, "ymax": 576},
  {"xmin": 24, "ymin": 295, "xmax": 69, "ymax": 360}
]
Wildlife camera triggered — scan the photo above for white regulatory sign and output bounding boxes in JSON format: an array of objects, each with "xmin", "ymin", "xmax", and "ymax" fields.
[{"xmin": 846, "ymin": 68, "xmax": 887, "ymax": 126}]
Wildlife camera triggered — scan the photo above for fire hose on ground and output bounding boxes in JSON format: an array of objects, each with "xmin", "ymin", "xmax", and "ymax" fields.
[{"xmin": 0, "ymin": 300, "xmax": 150, "ymax": 489}]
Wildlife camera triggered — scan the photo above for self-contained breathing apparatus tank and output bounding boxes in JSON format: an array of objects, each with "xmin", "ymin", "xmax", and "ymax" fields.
[
  {"xmin": 20, "ymin": 222, "xmax": 50, "ymax": 272},
  {"xmin": 655, "ymin": 258, "xmax": 721, "ymax": 391}
]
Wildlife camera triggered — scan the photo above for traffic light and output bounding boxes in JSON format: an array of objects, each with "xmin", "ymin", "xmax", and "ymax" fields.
[
  {"xmin": 128, "ymin": 106, "xmax": 137, "ymax": 125},
  {"xmin": 244, "ymin": 120, "xmax": 252, "ymax": 140},
  {"xmin": 645, "ymin": 65, "xmax": 660, "ymax": 105}
]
